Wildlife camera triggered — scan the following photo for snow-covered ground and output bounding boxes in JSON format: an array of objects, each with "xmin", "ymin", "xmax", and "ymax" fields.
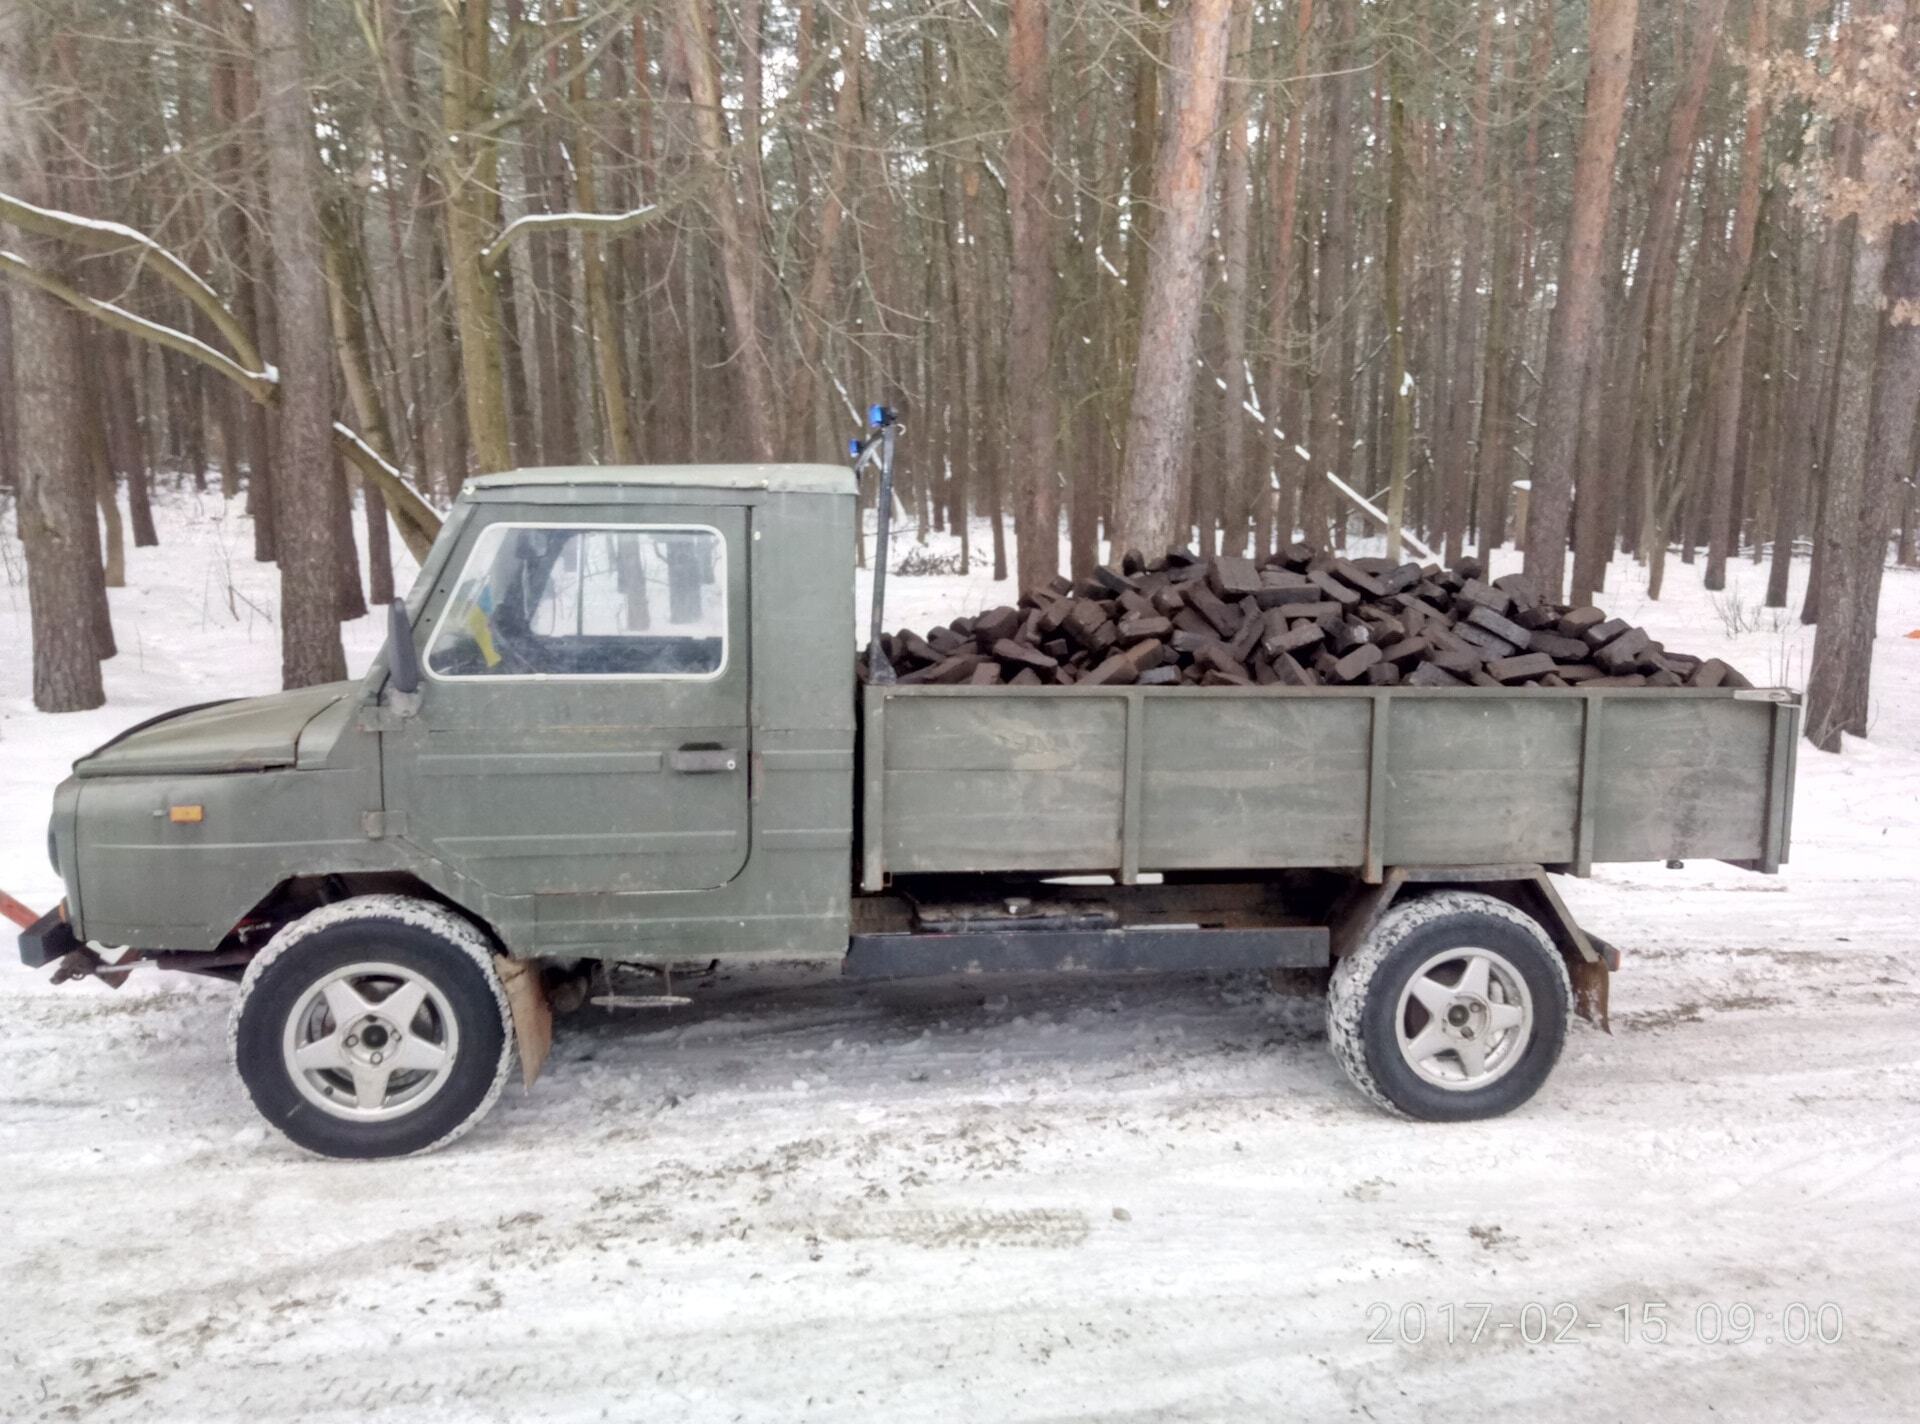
[{"xmin": 2, "ymin": 491, "xmax": 1917, "ymax": 1422}]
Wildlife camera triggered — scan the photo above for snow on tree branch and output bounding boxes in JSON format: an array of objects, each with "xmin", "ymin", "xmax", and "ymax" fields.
[
  {"xmin": 480, "ymin": 204, "xmax": 658, "ymax": 268},
  {"xmin": 0, "ymin": 247, "xmax": 275, "ymax": 399},
  {"xmin": 333, "ymin": 424, "xmax": 444, "ymax": 561},
  {"xmin": 0, "ymin": 243, "xmax": 442, "ymax": 560},
  {"xmin": 0, "ymin": 190, "xmax": 263, "ymax": 372}
]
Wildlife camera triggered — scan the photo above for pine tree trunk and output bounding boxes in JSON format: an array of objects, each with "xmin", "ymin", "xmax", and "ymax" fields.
[
  {"xmin": 437, "ymin": 0, "xmax": 513, "ymax": 477},
  {"xmin": 1470, "ymin": 30, "xmax": 1518, "ymax": 559},
  {"xmin": 103, "ymin": 333, "xmax": 158, "ymax": 547},
  {"xmin": 1304, "ymin": 1, "xmax": 1357, "ymax": 549},
  {"xmin": 86, "ymin": 405, "xmax": 125, "ymax": 590},
  {"xmin": 526, "ymin": 99, "xmax": 579, "ymax": 463},
  {"xmin": 1524, "ymin": 0, "xmax": 1637, "ymax": 599},
  {"xmin": 1006, "ymin": 0, "xmax": 1062, "ymax": 586},
  {"xmin": 929, "ymin": 30, "xmax": 971, "ymax": 573},
  {"xmin": 1112, "ymin": 0, "xmax": 1236, "ymax": 558},
  {"xmin": 956, "ymin": 141, "xmax": 1008, "ymax": 583},
  {"xmin": 563, "ymin": 0, "xmax": 635, "ymax": 465},
  {"xmin": 1823, "ymin": 217, "xmax": 1920, "ymax": 744},
  {"xmin": 375, "ymin": 0, "xmax": 429, "ymax": 480},
  {"xmin": 673, "ymin": 0, "xmax": 778, "ymax": 463},
  {"xmin": 1259, "ymin": 0, "xmax": 1314, "ymax": 558},
  {"xmin": 1124, "ymin": 0, "xmax": 1163, "ymax": 326},
  {"xmin": 323, "ymin": 205, "xmax": 398, "ymax": 603},
  {"xmin": 1899, "ymin": 415, "xmax": 1919, "ymax": 568},
  {"xmin": 1570, "ymin": 183, "xmax": 1629, "ymax": 598},
  {"xmin": 210, "ymin": 4, "xmax": 276, "ymax": 555},
  {"xmin": 11, "ymin": 291, "xmax": 107, "ymax": 711},
  {"xmin": 783, "ymin": 0, "xmax": 866, "ymax": 449},
  {"xmin": 1440, "ymin": 0, "xmax": 1494, "ymax": 565},
  {"xmin": 627, "ymin": 12, "xmax": 661, "ymax": 459},
  {"xmin": 1600, "ymin": 0, "xmax": 1728, "ymax": 582},
  {"xmin": 1804, "ymin": 201, "xmax": 1890, "ymax": 748},
  {"xmin": 1383, "ymin": 49, "xmax": 1411, "ymax": 562},
  {"xmin": 1702, "ymin": 0, "xmax": 1768, "ymax": 592},
  {"xmin": 0, "ymin": 286, "xmax": 13, "ymax": 491},
  {"xmin": 331, "ymin": 456, "xmax": 366, "ymax": 622},
  {"xmin": 1216, "ymin": 0, "xmax": 1254, "ymax": 557},
  {"xmin": 1326, "ymin": 0, "xmax": 1364, "ymax": 546},
  {"xmin": 1767, "ymin": 222, "xmax": 1830, "ymax": 607},
  {"xmin": 1491, "ymin": 2, "xmax": 1552, "ymax": 554},
  {"xmin": 0, "ymin": 0, "xmax": 105, "ymax": 710},
  {"xmin": 254, "ymin": 0, "xmax": 347, "ymax": 688}
]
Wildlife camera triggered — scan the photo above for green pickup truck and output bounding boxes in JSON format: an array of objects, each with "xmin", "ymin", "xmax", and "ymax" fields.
[{"xmin": 20, "ymin": 464, "xmax": 1801, "ymax": 1157}]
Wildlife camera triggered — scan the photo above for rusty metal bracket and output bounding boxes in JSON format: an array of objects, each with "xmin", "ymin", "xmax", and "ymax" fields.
[{"xmin": 495, "ymin": 954, "xmax": 552, "ymax": 1089}]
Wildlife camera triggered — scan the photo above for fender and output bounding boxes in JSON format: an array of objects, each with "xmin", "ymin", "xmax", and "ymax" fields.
[{"xmin": 1329, "ymin": 864, "xmax": 1617, "ymax": 1028}]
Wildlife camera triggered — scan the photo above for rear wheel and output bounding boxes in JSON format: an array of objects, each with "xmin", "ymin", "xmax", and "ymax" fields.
[
  {"xmin": 232, "ymin": 896, "xmax": 513, "ymax": 1158},
  {"xmin": 1327, "ymin": 891, "xmax": 1570, "ymax": 1121}
]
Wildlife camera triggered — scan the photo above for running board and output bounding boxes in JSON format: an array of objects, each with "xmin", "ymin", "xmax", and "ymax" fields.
[{"xmin": 844, "ymin": 925, "xmax": 1329, "ymax": 980}]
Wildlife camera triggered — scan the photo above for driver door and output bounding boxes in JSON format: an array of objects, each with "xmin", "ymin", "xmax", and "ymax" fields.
[{"xmin": 384, "ymin": 504, "xmax": 750, "ymax": 902}]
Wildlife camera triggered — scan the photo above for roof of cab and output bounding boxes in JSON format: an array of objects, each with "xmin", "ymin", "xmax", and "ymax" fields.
[{"xmin": 464, "ymin": 463, "xmax": 855, "ymax": 497}]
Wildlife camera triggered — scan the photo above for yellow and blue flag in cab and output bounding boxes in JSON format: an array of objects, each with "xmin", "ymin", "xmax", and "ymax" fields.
[{"xmin": 465, "ymin": 582, "xmax": 502, "ymax": 667}]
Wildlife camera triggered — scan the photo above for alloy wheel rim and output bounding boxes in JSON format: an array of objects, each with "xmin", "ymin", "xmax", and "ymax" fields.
[
  {"xmin": 1393, "ymin": 946, "xmax": 1534, "ymax": 1091},
  {"xmin": 281, "ymin": 961, "xmax": 459, "ymax": 1121}
]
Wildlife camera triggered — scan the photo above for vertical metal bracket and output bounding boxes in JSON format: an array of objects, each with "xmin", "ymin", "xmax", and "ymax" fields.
[
  {"xmin": 1120, "ymin": 690, "xmax": 1145, "ymax": 884},
  {"xmin": 1573, "ymin": 692, "xmax": 1604, "ymax": 878},
  {"xmin": 1363, "ymin": 692, "xmax": 1392, "ymax": 883}
]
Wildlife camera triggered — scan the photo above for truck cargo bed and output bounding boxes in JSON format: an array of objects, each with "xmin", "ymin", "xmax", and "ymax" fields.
[{"xmin": 859, "ymin": 684, "xmax": 1800, "ymax": 891}]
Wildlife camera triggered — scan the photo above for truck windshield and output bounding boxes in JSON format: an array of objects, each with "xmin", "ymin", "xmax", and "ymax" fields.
[{"xmin": 425, "ymin": 522, "xmax": 726, "ymax": 680}]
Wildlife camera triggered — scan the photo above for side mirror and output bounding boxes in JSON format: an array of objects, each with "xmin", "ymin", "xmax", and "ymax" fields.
[{"xmin": 387, "ymin": 599, "xmax": 422, "ymax": 697}]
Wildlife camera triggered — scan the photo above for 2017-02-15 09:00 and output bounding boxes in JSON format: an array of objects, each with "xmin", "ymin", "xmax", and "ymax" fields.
[{"xmin": 1364, "ymin": 1300, "xmax": 1846, "ymax": 1346}]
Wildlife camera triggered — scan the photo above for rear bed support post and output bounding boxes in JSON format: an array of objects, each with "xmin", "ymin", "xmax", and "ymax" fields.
[
  {"xmin": 1761, "ymin": 697, "xmax": 1796, "ymax": 874},
  {"xmin": 1574, "ymin": 692, "xmax": 1604, "ymax": 877},
  {"xmin": 1120, "ymin": 690, "xmax": 1145, "ymax": 885},
  {"xmin": 1363, "ymin": 692, "xmax": 1392, "ymax": 883},
  {"xmin": 861, "ymin": 686, "xmax": 887, "ymax": 893}
]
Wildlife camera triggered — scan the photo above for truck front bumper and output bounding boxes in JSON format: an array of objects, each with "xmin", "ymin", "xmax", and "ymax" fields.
[{"xmin": 18, "ymin": 907, "xmax": 79, "ymax": 969}]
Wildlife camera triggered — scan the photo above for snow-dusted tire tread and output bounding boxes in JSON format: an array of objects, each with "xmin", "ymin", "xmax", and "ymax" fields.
[
  {"xmin": 231, "ymin": 895, "xmax": 515, "ymax": 1159},
  {"xmin": 1327, "ymin": 890, "xmax": 1571, "ymax": 1120}
]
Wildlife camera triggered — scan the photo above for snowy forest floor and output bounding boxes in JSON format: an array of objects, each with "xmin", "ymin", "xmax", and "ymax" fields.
[{"xmin": 2, "ymin": 490, "xmax": 1917, "ymax": 1422}]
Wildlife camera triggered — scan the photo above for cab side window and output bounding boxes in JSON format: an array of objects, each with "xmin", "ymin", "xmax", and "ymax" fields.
[{"xmin": 426, "ymin": 524, "xmax": 726, "ymax": 679}]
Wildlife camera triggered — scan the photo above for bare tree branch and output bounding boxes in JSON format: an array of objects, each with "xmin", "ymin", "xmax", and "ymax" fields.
[
  {"xmin": 480, "ymin": 203, "xmax": 659, "ymax": 269},
  {"xmin": 0, "ymin": 190, "xmax": 264, "ymax": 373},
  {"xmin": 0, "ymin": 246, "xmax": 276, "ymax": 399},
  {"xmin": 0, "ymin": 247, "xmax": 443, "ymax": 559}
]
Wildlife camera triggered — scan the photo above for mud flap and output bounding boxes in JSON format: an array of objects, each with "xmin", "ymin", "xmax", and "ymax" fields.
[
  {"xmin": 494, "ymin": 954, "xmax": 552, "ymax": 1088},
  {"xmin": 1568, "ymin": 941, "xmax": 1616, "ymax": 1034}
]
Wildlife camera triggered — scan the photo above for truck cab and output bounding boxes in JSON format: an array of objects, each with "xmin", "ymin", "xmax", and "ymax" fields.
[{"xmin": 37, "ymin": 465, "xmax": 861, "ymax": 973}]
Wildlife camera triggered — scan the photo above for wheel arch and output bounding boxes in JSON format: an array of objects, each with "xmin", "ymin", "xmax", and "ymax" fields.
[
  {"xmin": 223, "ymin": 870, "xmax": 505, "ymax": 961},
  {"xmin": 1329, "ymin": 866, "xmax": 1615, "ymax": 1028}
]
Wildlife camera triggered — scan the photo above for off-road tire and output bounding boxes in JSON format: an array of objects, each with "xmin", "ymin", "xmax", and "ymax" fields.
[
  {"xmin": 231, "ymin": 896, "xmax": 513, "ymax": 1159},
  {"xmin": 1327, "ymin": 890, "xmax": 1570, "ymax": 1122}
]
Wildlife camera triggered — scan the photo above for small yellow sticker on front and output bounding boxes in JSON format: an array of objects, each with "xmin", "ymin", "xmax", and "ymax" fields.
[{"xmin": 169, "ymin": 805, "xmax": 205, "ymax": 824}]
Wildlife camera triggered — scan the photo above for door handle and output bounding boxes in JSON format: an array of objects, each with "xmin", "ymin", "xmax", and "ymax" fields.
[{"xmin": 669, "ymin": 746, "xmax": 740, "ymax": 774}]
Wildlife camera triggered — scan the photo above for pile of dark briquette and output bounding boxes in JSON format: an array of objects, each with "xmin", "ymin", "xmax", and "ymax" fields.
[{"xmin": 861, "ymin": 544, "xmax": 1750, "ymax": 690}]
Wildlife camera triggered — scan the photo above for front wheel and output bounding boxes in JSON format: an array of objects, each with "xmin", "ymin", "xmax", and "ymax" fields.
[
  {"xmin": 232, "ymin": 896, "xmax": 514, "ymax": 1158},
  {"xmin": 1327, "ymin": 890, "xmax": 1571, "ymax": 1121}
]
